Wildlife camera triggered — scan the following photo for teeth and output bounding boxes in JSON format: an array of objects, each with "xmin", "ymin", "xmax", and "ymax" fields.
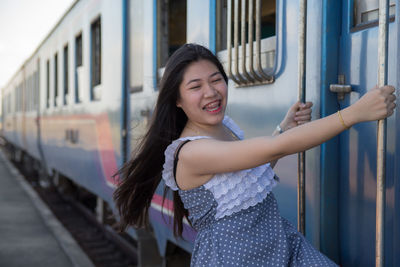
[{"xmin": 204, "ymin": 101, "xmax": 220, "ymax": 110}]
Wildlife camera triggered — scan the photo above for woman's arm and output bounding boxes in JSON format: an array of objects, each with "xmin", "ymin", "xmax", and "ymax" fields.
[{"xmin": 177, "ymin": 86, "xmax": 396, "ymax": 188}]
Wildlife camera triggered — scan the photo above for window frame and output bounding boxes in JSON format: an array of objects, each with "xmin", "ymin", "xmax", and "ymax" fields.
[
  {"xmin": 75, "ymin": 32, "xmax": 83, "ymax": 103},
  {"xmin": 54, "ymin": 53, "xmax": 58, "ymax": 107},
  {"xmin": 63, "ymin": 44, "xmax": 69, "ymax": 105},
  {"xmin": 90, "ymin": 16, "xmax": 102, "ymax": 101}
]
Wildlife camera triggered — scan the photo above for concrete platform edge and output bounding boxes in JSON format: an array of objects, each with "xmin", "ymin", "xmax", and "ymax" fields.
[{"xmin": 0, "ymin": 150, "xmax": 95, "ymax": 267}]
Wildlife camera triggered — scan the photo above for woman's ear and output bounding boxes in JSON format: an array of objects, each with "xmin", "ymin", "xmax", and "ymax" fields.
[{"xmin": 176, "ymin": 99, "xmax": 182, "ymax": 108}]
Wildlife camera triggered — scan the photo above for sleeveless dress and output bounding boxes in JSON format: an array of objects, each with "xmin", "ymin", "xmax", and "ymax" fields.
[{"xmin": 162, "ymin": 116, "xmax": 337, "ymax": 267}]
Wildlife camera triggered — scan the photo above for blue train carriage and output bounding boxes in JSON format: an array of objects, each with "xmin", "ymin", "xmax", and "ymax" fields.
[{"xmin": 1, "ymin": 0, "xmax": 399, "ymax": 266}]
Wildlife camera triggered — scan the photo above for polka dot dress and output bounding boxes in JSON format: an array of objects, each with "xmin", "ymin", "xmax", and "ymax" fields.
[{"xmin": 162, "ymin": 117, "xmax": 338, "ymax": 267}]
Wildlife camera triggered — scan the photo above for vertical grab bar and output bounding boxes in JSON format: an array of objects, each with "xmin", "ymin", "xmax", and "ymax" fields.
[
  {"xmin": 297, "ymin": 0, "xmax": 307, "ymax": 235},
  {"xmin": 248, "ymin": 0, "xmax": 263, "ymax": 82},
  {"xmin": 227, "ymin": 0, "xmax": 241, "ymax": 84},
  {"xmin": 234, "ymin": 0, "xmax": 246, "ymax": 83},
  {"xmin": 376, "ymin": 0, "xmax": 389, "ymax": 266},
  {"xmin": 241, "ymin": 0, "xmax": 253, "ymax": 82}
]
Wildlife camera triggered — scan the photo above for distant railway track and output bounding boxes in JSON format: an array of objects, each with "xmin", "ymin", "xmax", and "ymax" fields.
[{"xmin": 7, "ymin": 150, "xmax": 137, "ymax": 267}]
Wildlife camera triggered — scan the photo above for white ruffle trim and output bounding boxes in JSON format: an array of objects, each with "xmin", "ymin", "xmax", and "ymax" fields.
[
  {"xmin": 203, "ymin": 164, "xmax": 277, "ymax": 219},
  {"xmin": 161, "ymin": 115, "xmax": 277, "ymax": 219}
]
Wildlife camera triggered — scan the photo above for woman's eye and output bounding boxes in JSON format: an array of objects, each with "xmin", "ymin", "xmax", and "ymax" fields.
[
  {"xmin": 189, "ymin": 85, "xmax": 201, "ymax": 90},
  {"xmin": 212, "ymin": 78, "xmax": 222, "ymax": 83}
]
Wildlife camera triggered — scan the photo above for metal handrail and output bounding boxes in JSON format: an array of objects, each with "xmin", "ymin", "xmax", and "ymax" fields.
[
  {"xmin": 248, "ymin": 0, "xmax": 263, "ymax": 82},
  {"xmin": 234, "ymin": 0, "xmax": 246, "ymax": 84},
  {"xmin": 297, "ymin": 0, "xmax": 307, "ymax": 235},
  {"xmin": 241, "ymin": 0, "xmax": 254, "ymax": 82},
  {"xmin": 227, "ymin": 0, "xmax": 241, "ymax": 84},
  {"xmin": 376, "ymin": 0, "xmax": 389, "ymax": 266}
]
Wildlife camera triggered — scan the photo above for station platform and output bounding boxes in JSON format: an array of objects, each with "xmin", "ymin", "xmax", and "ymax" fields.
[{"xmin": 0, "ymin": 150, "xmax": 94, "ymax": 267}]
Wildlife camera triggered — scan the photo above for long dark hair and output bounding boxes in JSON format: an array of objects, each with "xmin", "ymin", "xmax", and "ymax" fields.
[{"xmin": 113, "ymin": 43, "xmax": 228, "ymax": 237}]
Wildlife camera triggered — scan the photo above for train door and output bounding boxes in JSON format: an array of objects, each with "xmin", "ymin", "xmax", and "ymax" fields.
[{"xmin": 330, "ymin": 0, "xmax": 398, "ymax": 266}]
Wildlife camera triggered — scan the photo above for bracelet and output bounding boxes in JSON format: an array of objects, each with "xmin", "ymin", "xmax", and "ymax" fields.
[
  {"xmin": 337, "ymin": 110, "xmax": 350, "ymax": 130},
  {"xmin": 276, "ymin": 124, "xmax": 284, "ymax": 134}
]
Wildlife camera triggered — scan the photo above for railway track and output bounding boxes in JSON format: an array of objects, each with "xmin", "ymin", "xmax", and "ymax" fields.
[{"xmin": 10, "ymin": 156, "xmax": 137, "ymax": 267}]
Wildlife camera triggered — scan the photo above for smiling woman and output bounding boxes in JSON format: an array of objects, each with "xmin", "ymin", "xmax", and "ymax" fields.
[{"xmin": 114, "ymin": 43, "xmax": 396, "ymax": 266}]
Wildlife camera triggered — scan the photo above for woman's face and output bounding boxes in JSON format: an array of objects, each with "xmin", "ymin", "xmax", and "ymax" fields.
[{"xmin": 176, "ymin": 59, "xmax": 228, "ymax": 127}]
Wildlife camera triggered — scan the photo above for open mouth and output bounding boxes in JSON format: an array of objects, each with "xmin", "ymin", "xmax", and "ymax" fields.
[{"xmin": 203, "ymin": 100, "xmax": 222, "ymax": 113}]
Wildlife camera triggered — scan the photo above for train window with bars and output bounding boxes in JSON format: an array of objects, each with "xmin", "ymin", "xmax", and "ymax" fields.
[
  {"xmin": 63, "ymin": 44, "xmax": 69, "ymax": 105},
  {"xmin": 46, "ymin": 60, "xmax": 50, "ymax": 108},
  {"xmin": 157, "ymin": 0, "xmax": 187, "ymax": 69},
  {"xmin": 353, "ymin": 0, "xmax": 396, "ymax": 30},
  {"xmin": 75, "ymin": 33, "xmax": 83, "ymax": 103},
  {"xmin": 54, "ymin": 53, "xmax": 58, "ymax": 107},
  {"xmin": 91, "ymin": 17, "xmax": 101, "ymax": 100},
  {"xmin": 216, "ymin": 0, "xmax": 276, "ymax": 86}
]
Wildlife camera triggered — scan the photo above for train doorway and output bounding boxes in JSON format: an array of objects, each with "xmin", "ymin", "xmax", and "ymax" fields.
[{"xmin": 331, "ymin": 0, "xmax": 398, "ymax": 266}]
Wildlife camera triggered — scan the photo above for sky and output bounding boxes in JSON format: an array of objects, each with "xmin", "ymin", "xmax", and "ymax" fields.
[{"xmin": 0, "ymin": 0, "xmax": 75, "ymax": 89}]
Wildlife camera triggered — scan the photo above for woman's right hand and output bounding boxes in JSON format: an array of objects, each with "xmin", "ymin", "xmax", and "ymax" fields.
[{"xmin": 347, "ymin": 85, "xmax": 396, "ymax": 124}]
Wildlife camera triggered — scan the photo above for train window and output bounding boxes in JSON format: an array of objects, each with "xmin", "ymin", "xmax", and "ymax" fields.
[
  {"xmin": 157, "ymin": 0, "xmax": 187, "ymax": 68},
  {"xmin": 11, "ymin": 92, "xmax": 14, "ymax": 113},
  {"xmin": 129, "ymin": 0, "xmax": 144, "ymax": 93},
  {"xmin": 15, "ymin": 86, "xmax": 18, "ymax": 112},
  {"xmin": 353, "ymin": 0, "xmax": 395, "ymax": 28},
  {"xmin": 54, "ymin": 53, "xmax": 58, "ymax": 107},
  {"xmin": 35, "ymin": 60, "xmax": 40, "ymax": 110},
  {"xmin": 63, "ymin": 44, "xmax": 69, "ymax": 105},
  {"xmin": 25, "ymin": 78, "xmax": 28, "ymax": 111},
  {"xmin": 46, "ymin": 60, "xmax": 50, "ymax": 108},
  {"xmin": 91, "ymin": 17, "xmax": 101, "ymax": 100},
  {"xmin": 75, "ymin": 33, "xmax": 83, "ymax": 103},
  {"xmin": 26, "ymin": 76, "xmax": 30, "ymax": 111},
  {"xmin": 27, "ymin": 76, "xmax": 30, "ymax": 111},
  {"xmin": 216, "ymin": 0, "xmax": 276, "ymax": 86},
  {"xmin": 15, "ymin": 86, "xmax": 19, "ymax": 112},
  {"xmin": 18, "ymin": 84, "xmax": 21, "ymax": 112}
]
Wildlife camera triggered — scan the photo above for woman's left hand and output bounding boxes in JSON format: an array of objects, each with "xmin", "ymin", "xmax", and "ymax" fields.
[{"xmin": 280, "ymin": 101, "xmax": 313, "ymax": 132}]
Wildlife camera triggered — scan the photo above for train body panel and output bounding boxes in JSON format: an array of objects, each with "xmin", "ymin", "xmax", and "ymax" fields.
[
  {"xmin": 1, "ymin": 0, "xmax": 399, "ymax": 265},
  {"xmin": 34, "ymin": 0, "xmax": 124, "ymax": 202},
  {"xmin": 336, "ymin": 1, "xmax": 400, "ymax": 265}
]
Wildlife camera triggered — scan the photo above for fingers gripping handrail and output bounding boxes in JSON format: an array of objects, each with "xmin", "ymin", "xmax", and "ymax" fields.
[{"xmin": 376, "ymin": 0, "xmax": 389, "ymax": 266}]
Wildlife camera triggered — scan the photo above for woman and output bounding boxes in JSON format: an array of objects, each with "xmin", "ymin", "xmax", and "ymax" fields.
[{"xmin": 114, "ymin": 44, "xmax": 396, "ymax": 266}]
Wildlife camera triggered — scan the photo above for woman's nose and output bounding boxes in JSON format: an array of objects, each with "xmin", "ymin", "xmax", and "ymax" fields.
[{"xmin": 204, "ymin": 83, "xmax": 217, "ymax": 97}]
